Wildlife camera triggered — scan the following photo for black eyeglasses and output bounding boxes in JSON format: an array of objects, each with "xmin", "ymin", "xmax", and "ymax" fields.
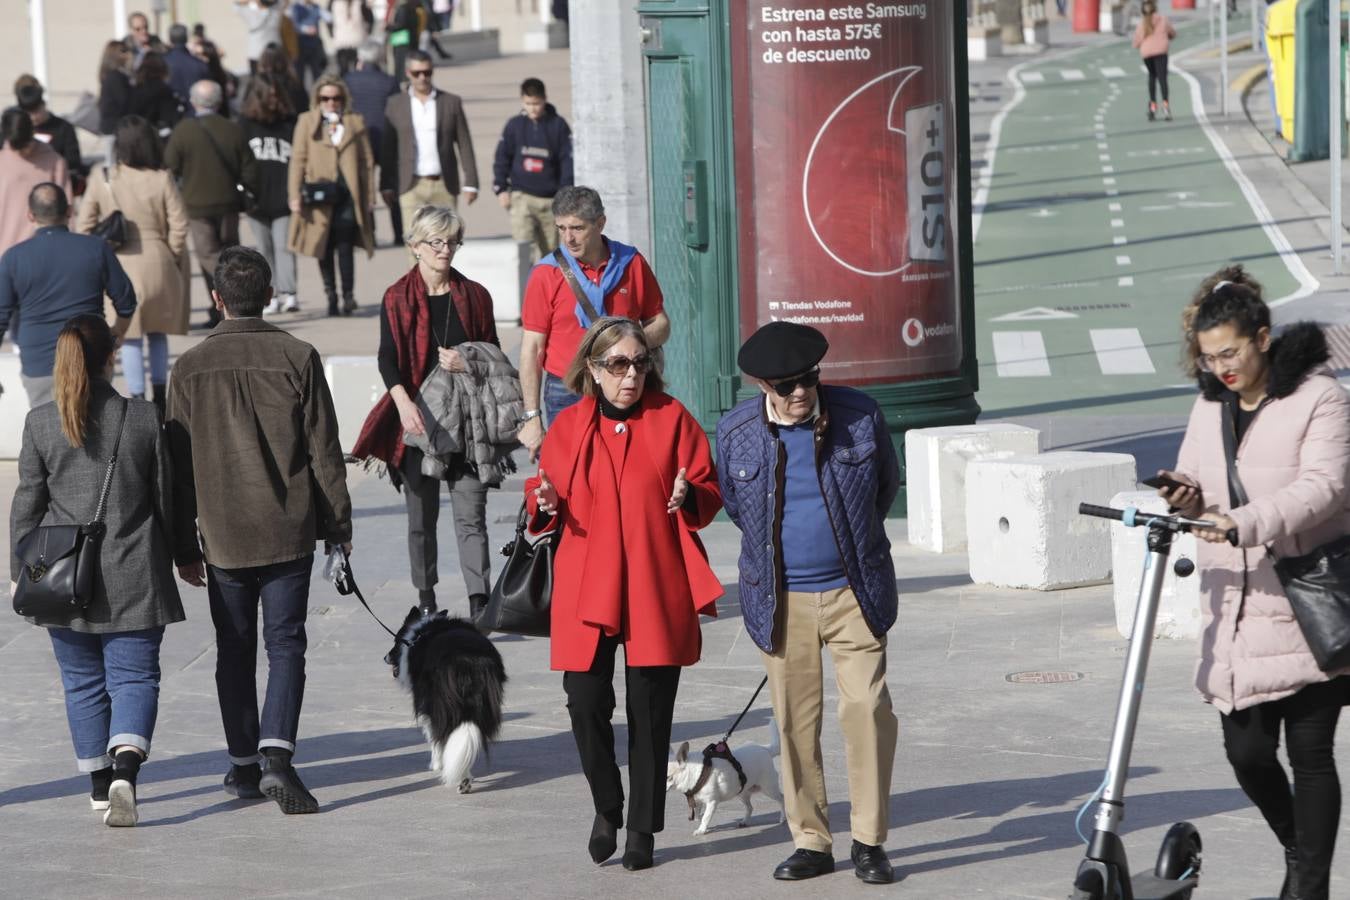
[
  {"xmin": 768, "ymin": 369, "xmax": 820, "ymax": 397},
  {"xmin": 318, "ymin": 94, "xmax": 343, "ymax": 103},
  {"xmin": 408, "ymin": 69, "xmax": 433, "ymax": 79},
  {"xmin": 594, "ymin": 354, "xmax": 651, "ymax": 377}
]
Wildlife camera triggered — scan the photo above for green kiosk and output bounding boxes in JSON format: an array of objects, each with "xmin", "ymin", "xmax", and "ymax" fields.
[{"xmin": 636, "ymin": 0, "xmax": 979, "ymax": 509}]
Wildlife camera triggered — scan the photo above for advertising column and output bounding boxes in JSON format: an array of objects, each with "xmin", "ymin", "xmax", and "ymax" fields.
[{"xmin": 731, "ymin": 2, "xmax": 962, "ymax": 385}]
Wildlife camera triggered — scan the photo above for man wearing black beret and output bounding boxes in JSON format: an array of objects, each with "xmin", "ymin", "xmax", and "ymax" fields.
[{"xmin": 715, "ymin": 321, "xmax": 900, "ymax": 884}]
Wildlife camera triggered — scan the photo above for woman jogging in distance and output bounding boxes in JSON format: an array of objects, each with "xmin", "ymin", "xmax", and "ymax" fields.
[{"xmin": 1132, "ymin": 0, "xmax": 1176, "ymax": 121}]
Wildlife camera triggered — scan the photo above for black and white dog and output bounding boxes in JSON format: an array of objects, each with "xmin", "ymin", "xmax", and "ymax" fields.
[{"xmin": 386, "ymin": 608, "xmax": 507, "ymax": 793}]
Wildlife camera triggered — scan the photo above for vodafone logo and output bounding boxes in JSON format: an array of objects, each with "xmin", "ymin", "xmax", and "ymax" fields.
[{"xmin": 902, "ymin": 317, "xmax": 955, "ymax": 348}]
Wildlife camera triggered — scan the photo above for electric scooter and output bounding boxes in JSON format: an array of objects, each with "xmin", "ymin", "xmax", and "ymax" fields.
[{"xmin": 1068, "ymin": 502, "xmax": 1238, "ymax": 900}]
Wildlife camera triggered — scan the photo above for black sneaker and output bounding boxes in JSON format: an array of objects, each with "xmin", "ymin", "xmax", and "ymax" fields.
[
  {"xmin": 90, "ymin": 767, "xmax": 113, "ymax": 811},
  {"xmin": 223, "ymin": 763, "xmax": 264, "ymax": 800},
  {"xmin": 259, "ymin": 763, "xmax": 319, "ymax": 814}
]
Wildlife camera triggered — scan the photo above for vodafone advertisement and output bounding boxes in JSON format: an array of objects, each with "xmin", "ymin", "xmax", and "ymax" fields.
[{"xmin": 730, "ymin": 2, "xmax": 961, "ymax": 384}]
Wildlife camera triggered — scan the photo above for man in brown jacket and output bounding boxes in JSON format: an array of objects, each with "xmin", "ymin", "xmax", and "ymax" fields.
[
  {"xmin": 380, "ymin": 50, "xmax": 478, "ymax": 232},
  {"xmin": 167, "ymin": 246, "xmax": 352, "ymax": 815}
]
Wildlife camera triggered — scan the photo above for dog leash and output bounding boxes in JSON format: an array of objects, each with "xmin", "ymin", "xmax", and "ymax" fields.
[
  {"xmin": 324, "ymin": 544, "xmax": 407, "ymax": 645},
  {"xmin": 721, "ymin": 675, "xmax": 768, "ymax": 743},
  {"xmin": 685, "ymin": 675, "xmax": 770, "ymax": 820}
]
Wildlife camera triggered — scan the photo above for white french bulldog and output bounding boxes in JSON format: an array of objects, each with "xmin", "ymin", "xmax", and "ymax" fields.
[{"xmin": 665, "ymin": 726, "xmax": 785, "ymax": 836}]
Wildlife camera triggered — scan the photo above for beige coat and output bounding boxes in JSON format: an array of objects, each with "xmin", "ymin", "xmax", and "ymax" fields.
[
  {"xmin": 1174, "ymin": 325, "xmax": 1350, "ymax": 713},
  {"xmin": 287, "ymin": 93, "xmax": 375, "ymax": 260},
  {"xmin": 76, "ymin": 165, "xmax": 190, "ymax": 338}
]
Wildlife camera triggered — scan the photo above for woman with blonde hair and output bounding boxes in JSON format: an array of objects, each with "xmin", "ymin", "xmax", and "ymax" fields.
[
  {"xmin": 1132, "ymin": 0, "xmax": 1176, "ymax": 121},
  {"xmin": 10, "ymin": 314, "xmax": 183, "ymax": 828},
  {"xmin": 287, "ymin": 74, "xmax": 375, "ymax": 316}
]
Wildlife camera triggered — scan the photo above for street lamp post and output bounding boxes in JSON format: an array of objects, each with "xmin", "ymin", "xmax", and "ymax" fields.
[
  {"xmin": 1331, "ymin": 0, "xmax": 1343, "ymax": 273},
  {"xmin": 28, "ymin": 0, "xmax": 49, "ymax": 87}
]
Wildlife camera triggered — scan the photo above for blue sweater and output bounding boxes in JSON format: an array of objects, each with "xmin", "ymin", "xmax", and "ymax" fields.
[
  {"xmin": 779, "ymin": 421, "xmax": 849, "ymax": 591},
  {"xmin": 0, "ymin": 226, "xmax": 136, "ymax": 378},
  {"xmin": 492, "ymin": 105, "xmax": 573, "ymax": 198}
]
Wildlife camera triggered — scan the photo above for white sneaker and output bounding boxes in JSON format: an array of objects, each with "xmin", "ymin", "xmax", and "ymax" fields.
[
  {"xmin": 280, "ymin": 293, "xmax": 300, "ymax": 313},
  {"xmin": 103, "ymin": 779, "xmax": 137, "ymax": 827},
  {"xmin": 262, "ymin": 297, "xmax": 282, "ymax": 316}
]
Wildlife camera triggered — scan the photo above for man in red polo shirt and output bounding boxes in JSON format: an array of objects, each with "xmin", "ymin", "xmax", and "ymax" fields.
[{"xmin": 516, "ymin": 185, "xmax": 670, "ymax": 458}]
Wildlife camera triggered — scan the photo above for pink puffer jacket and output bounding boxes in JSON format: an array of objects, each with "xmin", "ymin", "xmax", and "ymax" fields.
[{"xmin": 1174, "ymin": 324, "xmax": 1350, "ymax": 714}]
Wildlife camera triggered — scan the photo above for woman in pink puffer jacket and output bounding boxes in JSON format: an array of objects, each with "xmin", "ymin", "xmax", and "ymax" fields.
[
  {"xmin": 1157, "ymin": 269, "xmax": 1350, "ymax": 900},
  {"xmin": 1132, "ymin": 0, "xmax": 1177, "ymax": 120}
]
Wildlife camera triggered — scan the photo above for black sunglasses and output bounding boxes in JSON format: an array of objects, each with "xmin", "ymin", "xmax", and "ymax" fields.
[
  {"xmin": 594, "ymin": 354, "xmax": 651, "ymax": 377},
  {"xmin": 769, "ymin": 369, "xmax": 820, "ymax": 397},
  {"xmin": 408, "ymin": 69, "xmax": 433, "ymax": 78}
]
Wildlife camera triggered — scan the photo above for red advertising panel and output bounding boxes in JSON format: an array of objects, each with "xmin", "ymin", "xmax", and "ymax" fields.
[{"xmin": 731, "ymin": 2, "xmax": 961, "ymax": 384}]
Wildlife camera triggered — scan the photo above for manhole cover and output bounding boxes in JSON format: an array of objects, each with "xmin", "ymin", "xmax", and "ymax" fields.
[{"xmin": 1005, "ymin": 671, "xmax": 1085, "ymax": 685}]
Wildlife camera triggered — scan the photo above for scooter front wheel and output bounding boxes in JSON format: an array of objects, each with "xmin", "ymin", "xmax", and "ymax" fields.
[
  {"xmin": 1154, "ymin": 821, "xmax": 1202, "ymax": 895},
  {"xmin": 1070, "ymin": 869, "xmax": 1105, "ymax": 900}
]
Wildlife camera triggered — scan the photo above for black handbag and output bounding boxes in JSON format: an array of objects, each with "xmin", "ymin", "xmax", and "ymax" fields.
[
  {"xmin": 13, "ymin": 401, "xmax": 128, "ymax": 618},
  {"xmin": 90, "ymin": 167, "xmax": 127, "ymax": 250},
  {"xmin": 473, "ymin": 500, "xmax": 560, "ymax": 637},
  {"xmin": 301, "ymin": 180, "xmax": 344, "ymax": 206},
  {"xmin": 1221, "ymin": 401, "xmax": 1350, "ymax": 671}
]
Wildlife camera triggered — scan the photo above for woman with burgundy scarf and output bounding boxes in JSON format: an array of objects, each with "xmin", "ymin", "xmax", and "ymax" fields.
[{"xmin": 350, "ymin": 205, "xmax": 500, "ymax": 617}]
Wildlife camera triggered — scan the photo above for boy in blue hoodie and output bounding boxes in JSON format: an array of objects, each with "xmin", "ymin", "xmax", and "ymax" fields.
[{"xmin": 492, "ymin": 78, "xmax": 573, "ymax": 261}]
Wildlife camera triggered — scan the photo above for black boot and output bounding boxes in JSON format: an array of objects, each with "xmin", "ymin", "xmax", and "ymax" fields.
[
  {"xmin": 588, "ymin": 809, "xmax": 621, "ymax": 864},
  {"xmin": 1280, "ymin": 844, "xmax": 1302, "ymax": 900},
  {"xmin": 326, "ymin": 290, "xmax": 340, "ymax": 317},
  {"xmin": 622, "ymin": 830, "xmax": 654, "ymax": 871},
  {"xmin": 151, "ymin": 383, "xmax": 166, "ymax": 419},
  {"xmin": 418, "ymin": 589, "xmax": 437, "ymax": 615},
  {"xmin": 469, "ymin": 593, "xmax": 488, "ymax": 620},
  {"xmin": 341, "ymin": 294, "xmax": 358, "ymax": 316}
]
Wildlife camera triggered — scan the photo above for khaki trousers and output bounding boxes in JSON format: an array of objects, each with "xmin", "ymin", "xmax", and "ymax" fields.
[
  {"xmin": 509, "ymin": 191, "xmax": 557, "ymax": 262},
  {"xmin": 760, "ymin": 586, "xmax": 897, "ymax": 851},
  {"xmin": 399, "ymin": 177, "xmax": 457, "ymax": 238}
]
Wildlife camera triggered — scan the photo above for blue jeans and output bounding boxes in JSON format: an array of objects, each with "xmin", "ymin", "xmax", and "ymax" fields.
[
  {"xmin": 48, "ymin": 627, "xmax": 165, "ymax": 772},
  {"xmin": 543, "ymin": 372, "xmax": 581, "ymax": 425},
  {"xmin": 207, "ymin": 554, "xmax": 313, "ymax": 765},
  {"xmin": 120, "ymin": 333, "xmax": 169, "ymax": 397}
]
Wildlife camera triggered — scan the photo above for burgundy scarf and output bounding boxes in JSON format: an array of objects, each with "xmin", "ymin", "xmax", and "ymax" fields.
[{"xmin": 351, "ymin": 265, "xmax": 498, "ymax": 468}]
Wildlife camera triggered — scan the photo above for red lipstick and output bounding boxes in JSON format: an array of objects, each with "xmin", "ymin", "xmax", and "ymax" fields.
[{"xmin": 1221, "ymin": 374, "xmax": 1238, "ymax": 385}]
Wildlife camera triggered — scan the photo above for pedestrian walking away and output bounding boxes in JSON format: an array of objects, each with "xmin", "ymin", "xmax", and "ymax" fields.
[
  {"xmin": 165, "ymin": 246, "xmax": 353, "ymax": 815},
  {"xmin": 164, "ymin": 80, "xmax": 259, "ymax": 329},
  {"xmin": 97, "ymin": 41, "xmax": 135, "ymax": 164},
  {"xmin": 342, "ymin": 40, "xmax": 401, "ymax": 245},
  {"xmin": 10, "ymin": 314, "xmax": 184, "ymax": 828},
  {"xmin": 516, "ymin": 186, "xmax": 669, "ymax": 456},
  {"xmin": 164, "ymin": 23, "xmax": 211, "ymax": 109},
  {"xmin": 380, "ymin": 49, "xmax": 479, "ymax": 234},
  {"xmin": 75, "ymin": 116, "xmax": 190, "ymax": 413},
  {"xmin": 1154, "ymin": 267, "xmax": 1350, "ymax": 900},
  {"xmin": 129, "ymin": 53, "xmax": 185, "ymax": 144},
  {"xmin": 287, "ymin": 74, "xmax": 376, "ymax": 316},
  {"xmin": 15, "ymin": 78, "xmax": 87, "ymax": 197},
  {"xmin": 0, "ymin": 109, "xmax": 71, "ymax": 259},
  {"xmin": 239, "ymin": 75, "xmax": 300, "ymax": 314},
  {"xmin": 351, "ymin": 205, "xmax": 516, "ymax": 619},
  {"xmin": 0, "ymin": 183, "xmax": 135, "ymax": 406},
  {"xmin": 716, "ymin": 321, "xmax": 901, "ymax": 885},
  {"xmin": 237, "ymin": 0, "xmax": 286, "ymax": 74},
  {"xmin": 524, "ymin": 316, "xmax": 724, "ymax": 872},
  {"xmin": 1132, "ymin": 0, "xmax": 1175, "ymax": 121},
  {"xmin": 492, "ymin": 77, "xmax": 573, "ymax": 262}
]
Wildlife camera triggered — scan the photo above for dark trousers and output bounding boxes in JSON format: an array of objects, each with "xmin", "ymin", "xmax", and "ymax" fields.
[
  {"xmin": 318, "ymin": 218, "xmax": 357, "ymax": 304},
  {"xmin": 401, "ymin": 449, "xmax": 490, "ymax": 601},
  {"xmin": 188, "ymin": 214, "xmax": 240, "ymax": 320},
  {"xmin": 1221, "ymin": 676, "xmax": 1350, "ymax": 900},
  {"xmin": 207, "ymin": 554, "xmax": 314, "ymax": 764},
  {"xmin": 1144, "ymin": 53, "xmax": 1170, "ymax": 104},
  {"xmin": 563, "ymin": 633, "xmax": 680, "ymax": 834}
]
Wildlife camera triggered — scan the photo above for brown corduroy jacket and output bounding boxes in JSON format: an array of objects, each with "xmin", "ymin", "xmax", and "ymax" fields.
[{"xmin": 165, "ymin": 317, "xmax": 352, "ymax": 569}]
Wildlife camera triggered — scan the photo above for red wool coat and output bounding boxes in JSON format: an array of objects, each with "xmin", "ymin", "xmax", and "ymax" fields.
[{"xmin": 525, "ymin": 391, "xmax": 724, "ymax": 672}]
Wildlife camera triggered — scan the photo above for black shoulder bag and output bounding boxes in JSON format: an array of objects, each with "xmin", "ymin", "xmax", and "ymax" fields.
[
  {"xmin": 13, "ymin": 401, "xmax": 128, "ymax": 618},
  {"xmin": 473, "ymin": 500, "xmax": 559, "ymax": 637},
  {"xmin": 552, "ymin": 248, "xmax": 664, "ymax": 373},
  {"xmin": 89, "ymin": 166, "xmax": 128, "ymax": 250},
  {"xmin": 1221, "ymin": 400, "xmax": 1350, "ymax": 671},
  {"xmin": 196, "ymin": 118, "xmax": 257, "ymax": 214}
]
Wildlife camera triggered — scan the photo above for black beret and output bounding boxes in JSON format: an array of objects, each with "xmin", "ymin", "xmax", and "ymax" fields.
[{"xmin": 737, "ymin": 321, "xmax": 829, "ymax": 380}]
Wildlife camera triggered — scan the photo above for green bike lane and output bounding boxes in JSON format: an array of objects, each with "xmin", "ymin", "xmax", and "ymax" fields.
[{"xmin": 972, "ymin": 25, "xmax": 1312, "ymax": 419}]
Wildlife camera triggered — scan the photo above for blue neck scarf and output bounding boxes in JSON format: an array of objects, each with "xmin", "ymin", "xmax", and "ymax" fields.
[{"xmin": 536, "ymin": 238, "xmax": 639, "ymax": 328}]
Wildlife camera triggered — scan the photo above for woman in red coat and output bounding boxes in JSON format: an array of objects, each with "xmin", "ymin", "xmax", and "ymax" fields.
[{"xmin": 526, "ymin": 317, "xmax": 723, "ymax": 872}]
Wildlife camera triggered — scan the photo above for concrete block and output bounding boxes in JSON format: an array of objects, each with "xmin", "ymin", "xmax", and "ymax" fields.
[
  {"xmin": 324, "ymin": 356, "xmax": 385, "ymax": 454},
  {"xmin": 454, "ymin": 237, "xmax": 532, "ymax": 323},
  {"xmin": 906, "ymin": 423, "xmax": 1041, "ymax": 553},
  {"xmin": 437, "ymin": 28, "xmax": 501, "ymax": 63},
  {"xmin": 966, "ymin": 451, "xmax": 1137, "ymax": 590},
  {"xmin": 0, "ymin": 353, "xmax": 31, "ymax": 459},
  {"xmin": 967, "ymin": 26, "xmax": 1002, "ymax": 61},
  {"xmin": 522, "ymin": 21, "xmax": 569, "ymax": 52},
  {"xmin": 1109, "ymin": 491, "xmax": 1201, "ymax": 640},
  {"xmin": 1023, "ymin": 18, "xmax": 1050, "ymax": 46}
]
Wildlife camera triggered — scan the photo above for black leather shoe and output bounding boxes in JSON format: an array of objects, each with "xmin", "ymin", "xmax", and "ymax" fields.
[
  {"xmin": 773, "ymin": 848, "xmax": 834, "ymax": 880},
  {"xmin": 223, "ymin": 763, "xmax": 264, "ymax": 799},
  {"xmin": 621, "ymin": 830, "xmax": 654, "ymax": 871},
  {"xmin": 588, "ymin": 811, "xmax": 619, "ymax": 864},
  {"xmin": 851, "ymin": 840, "xmax": 894, "ymax": 885},
  {"xmin": 259, "ymin": 763, "xmax": 319, "ymax": 814}
]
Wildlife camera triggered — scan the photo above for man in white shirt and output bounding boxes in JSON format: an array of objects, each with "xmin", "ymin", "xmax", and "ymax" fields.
[{"xmin": 380, "ymin": 50, "xmax": 478, "ymax": 237}]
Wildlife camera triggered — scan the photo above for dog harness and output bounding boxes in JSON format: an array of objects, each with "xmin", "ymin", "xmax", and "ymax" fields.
[{"xmin": 685, "ymin": 741, "xmax": 748, "ymax": 820}]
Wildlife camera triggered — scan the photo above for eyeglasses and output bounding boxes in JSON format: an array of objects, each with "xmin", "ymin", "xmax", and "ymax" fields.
[
  {"xmin": 408, "ymin": 69, "xmax": 433, "ymax": 79},
  {"xmin": 318, "ymin": 94, "xmax": 343, "ymax": 103},
  {"xmin": 768, "ymin": 369, "xmax": 820, "ymax": 397},
  {"xmin": 593, "ymin": 354, "xmax": 651, "ymax": 377},
  {"xmin": 1197, "ymin": 341, "xmax": 1253, "ymax": 372},
  {"xmin": 419, "ymin": 238, "xmax": 461, "ymax": 251}
]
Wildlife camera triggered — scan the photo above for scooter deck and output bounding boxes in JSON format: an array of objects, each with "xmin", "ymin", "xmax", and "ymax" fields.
[{"xmin": 1128, "ymin": 871, "xmax": 1199, "ymax": 900}]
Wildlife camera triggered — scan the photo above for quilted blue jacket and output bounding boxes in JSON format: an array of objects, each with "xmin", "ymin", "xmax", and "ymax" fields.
[{"xmin": 715, "ymin": 385, "xmax": 900, "ymax": 652}]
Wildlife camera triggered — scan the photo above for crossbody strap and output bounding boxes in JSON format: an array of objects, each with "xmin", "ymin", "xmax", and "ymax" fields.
[
  {"xmin": 90, "ymin": 399, "xmax": 129, "ymax": 526},
  {"xmin": 1219, "ymin": 399, "xmax": 1250, "ymax": 508},
  {"xmin": 102, "ymin": 166, "xmax": 121, "ymax": 213},
  {"xmin": 195, "ymin": 118, "xmax": 240, "ymax": 183},
  {"xmin": 552, "ymin": 248, "xmax": 602, "ymax": 322}
]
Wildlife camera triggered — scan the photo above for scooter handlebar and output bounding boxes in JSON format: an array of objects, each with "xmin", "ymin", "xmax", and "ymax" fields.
[{"xmin": 1076, "ymin": 502, "xmax": 1238, "ymax": 546}]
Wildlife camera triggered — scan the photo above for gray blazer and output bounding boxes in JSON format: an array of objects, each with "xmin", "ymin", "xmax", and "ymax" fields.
[{"xmin": 10, "ymin": 381, "xmax": 184, "ymax": 633}]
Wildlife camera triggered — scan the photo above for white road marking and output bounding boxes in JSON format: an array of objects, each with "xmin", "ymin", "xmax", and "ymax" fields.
[
  {"xmin": 1113, "ymin": 236, "xmax": 1128, "ymax": 245},
  {"xmin": 993, "ymin": 331, "xmax": 1052, "ymax": 377},
  {"xmin": 1091, "ymin": 328, "xmax": 1156, "ymax": 374},
  {"xmin": 991, "ymin": 306, "xmax": 1079, "ymax": 322},
  {"xmin": 1118, "ymin": 276, "xmax": 1135, "ymax": 286},
  {"xmin": 1103, "ymin": 177, "xmax": 1117, "ymax": 185},
  {"xmin": 1020, "ymin": 71, "xmax": 1045, "ymax": 84},
  {"xmin": 1109, "ymin": 202, "xmax": 1122, "ymax": 212},
  {"xmin": 1102, "ymin": 165, "xmax": 1115, "ymax": 173},
  {"xmin": 1116, "ymin": 255, "xmax": 1131, "ymax": 265},
  {"xmin": 1097, "ymin": 142, "xmax": 1109, "ymax": 149},
  {"xmin": 1061, "ymin": 69, "xmax": 1086, "ymax": 81},
  {"xmin": 1101, "ymin": 66, "xmax": 1127, "ymax": 78},
  {"xmin": 1098, "ymin": 153, "xmax": 1111, "ymax": 161},
  {"xmin": 1106, "ymin": 189, "xmax": 1120, "ymax": 196},
  {"xmin": 1110, "ymin": 218, "xmax": 1125, "ymax": 228}
]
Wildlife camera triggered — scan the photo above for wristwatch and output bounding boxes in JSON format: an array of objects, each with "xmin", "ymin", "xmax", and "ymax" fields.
[{"xmin": 517, "ymin": 409, "xmax": 541, "ymax": 426}]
